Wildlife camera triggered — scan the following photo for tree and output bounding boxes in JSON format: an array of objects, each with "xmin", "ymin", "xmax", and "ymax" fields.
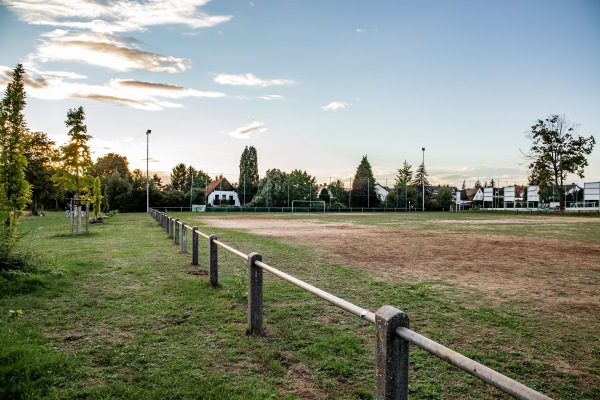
[
  {"xmin": 239, "ymin": 146, "xmax": 259, "ymax": 204},
  {"xmin": 94, "ymin": 153, "xmax": 132, "ymax": 181},
  {"xmin": 351, "ymin": 155, "xmax": 379, "ymax": 207},
  {"xmin": 412, "ymin": 162, "xmax": 430, "ymax": 209},
  {"xmin": 436, "ymin": 186, "xmax": 455, "ymax": 210},
  {"xmin": 460, "ymin": 180, "xmax": 467, "ymax": 201},
  {"xmin": 328, "ymin": 179, "xmax": 349, "ymax": 208},
  {"xmin": 168, "ymin": 163, "xmax": 188, "ymax": 191},
  {"xmin": 53, "ymin": 106, "xmax": 93, "ymax": 233},
  {"xmin": 24, "ymin": 131, "xmax": 60, "ymax": 215},
  {"xmin": 249, "ymin": 169, "xmax": 287, "ymax": 207},
  {"xmin": 0, "ymin": 63, "xmax": 31, "ymax": 239},
  {"xmin": 287, "ymin": 169, "xmax": 317, "ymax": 205},
  {"xmin": 524, "ymin": 115, "xmax": 595, "ymax": 208},
  {"xmin": 394, "ymin": 160, "xmax": 413, "ymax": 188},
  {"xmin": 318, "ymin": 185, "xmax": 331, "ymax": 204},
  {"xmin": 474, "ymin": 180, "xmax": 482, "ymax": 189},
  {"xmin": 91, "ymin": 176, "xmax": 103, "ymax": 220},
  {"xmin": 183, "ymin": 166, "xmax": 211, "ymax": 205}
]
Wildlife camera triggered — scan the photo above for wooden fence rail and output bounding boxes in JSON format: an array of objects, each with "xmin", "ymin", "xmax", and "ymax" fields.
[{"xmin": 149, "ymin": 208, "xmax": 552, "ymax": 400}]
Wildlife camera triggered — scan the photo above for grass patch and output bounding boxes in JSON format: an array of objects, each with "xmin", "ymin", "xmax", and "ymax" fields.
[{"xmin": 0, "ymin": 211, "xmax": 597, "ymax": 399}]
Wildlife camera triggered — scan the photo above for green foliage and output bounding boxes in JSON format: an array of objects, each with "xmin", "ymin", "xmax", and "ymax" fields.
[
  {"xmin": 91, "ymin": 176, "xmax": 103, "ymax": 219},
  {"xmin": 436, "ymin": 186, "xmax": 455, "ymax": 210},
  {"xmin": 395, "ymin": 160, "xmax": 413, "ymax": 188},
  {"xmin": 24, "ymin": 131, "xmax": 60, "ymax": 215},
  {"xmin": 94, "ymin": 152, "xmax": 132, "ymax": 181},
  {"xmin": 53, "ymin": 106, "xmax": 93, "ymax": 199},
  {"xmin": 351, "ymin": 155, "xmax": 379, "ymax": 207},
  {"xmin": 249, "ymin": 168, "xmax": 288, "ymax": 207},
  {"xmin": 287, "ymin": 169, "xmax": 317, "ymax": 203},
  {"xmin": 328, "ymin": 179, "xmax": 349, "ymax": 208},
  {"xmin": 525, "ymin": 115, "xmax": 595, "ymax": 208},
  {"xmin": 0, "ymin": 64, "xmax": 31, "ymax": 236},
  {"xmin": 239, "ymin": 146, "xmax": 259, "ymax": 204}
]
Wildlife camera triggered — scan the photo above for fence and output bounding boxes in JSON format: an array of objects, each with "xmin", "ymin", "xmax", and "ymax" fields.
[{"xmin": 149, "ymin": 208, "xmax": 552, "ymax": 400}]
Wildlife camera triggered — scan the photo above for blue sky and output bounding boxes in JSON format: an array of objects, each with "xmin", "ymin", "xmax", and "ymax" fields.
[{"xmin": 1, "ymin": 0, "xmax": 599, "ymax": 188}]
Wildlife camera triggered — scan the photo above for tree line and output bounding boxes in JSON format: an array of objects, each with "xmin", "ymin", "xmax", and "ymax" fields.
[{"xmin": 1, "ymin": 62, "xmax": 595, "ymax": 241}]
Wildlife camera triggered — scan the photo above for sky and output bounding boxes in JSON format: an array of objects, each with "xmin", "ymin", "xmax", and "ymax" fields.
[{"xmin": 0, "ymin": 0, "xmax": 599, "ymax": 189}]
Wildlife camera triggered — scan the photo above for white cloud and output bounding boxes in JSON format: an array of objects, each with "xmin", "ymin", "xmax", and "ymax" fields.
[
  {"xmin": 260, "ymin": 94, "xmax": 284, "ymax": 100},
  {"xmin": 3, "ymin": 0, "xmax": 232, "ymax": 34},
  {"xmin": 214, "ymin": 73, "xmax": 296, "ymax": 87},
  {"xmin": 7, "ymin": 69, "xmax": 225, "ymax": 110},
  {"xmin": 228, "ymin": 121, "xmax": 267, "ymax": 139},
  {"xmin": 31, "ymin": 30, "xmax": 190, "ymax": 73},
  {"xmin": 321, "ymin": 101, "xmax": 351, "ymax": 111},
  {"xmin": 356, "ymin": 28, "xmax": 364, "ymax": 33}
]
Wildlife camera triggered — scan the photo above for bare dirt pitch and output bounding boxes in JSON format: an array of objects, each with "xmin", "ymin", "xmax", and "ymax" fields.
[{"xmin": 199, "ymin": 213, "xmax": 600, "ymax": 320}]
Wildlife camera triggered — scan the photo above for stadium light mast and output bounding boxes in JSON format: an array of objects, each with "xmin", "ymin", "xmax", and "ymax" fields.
[
  {"xmin": 146, "ymin": 129, "xmax": 151, "ymax": 212},
  {"xmin": 422, "ymin": 147, "xmax": 425, "ymax": 212}
]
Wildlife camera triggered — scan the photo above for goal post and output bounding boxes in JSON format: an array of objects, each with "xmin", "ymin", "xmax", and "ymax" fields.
[{"xmin": 291, "ymin": 200, "xmax": 326, "ymax": 212}]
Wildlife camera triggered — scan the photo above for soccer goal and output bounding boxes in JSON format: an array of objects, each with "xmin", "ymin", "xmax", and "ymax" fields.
[{"xmin": 291, "ymin": 200, "xmax": 326, "ymax": 212}]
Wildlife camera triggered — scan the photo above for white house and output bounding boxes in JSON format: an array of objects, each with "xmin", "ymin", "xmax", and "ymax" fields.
[
  {"xmin": 374, "ymin": 183, "xmax": 390, "ymax": 201},
  {"xmin": 205, "ymin": 177, "xmax": 241, "ymax": 207}
]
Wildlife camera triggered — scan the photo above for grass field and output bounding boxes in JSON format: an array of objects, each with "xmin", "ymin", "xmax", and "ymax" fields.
[{"xmin": 1, "ymin": 211, "xmax": 598, "ymax": 399}]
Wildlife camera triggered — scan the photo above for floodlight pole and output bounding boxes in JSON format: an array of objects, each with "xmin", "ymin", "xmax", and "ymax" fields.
[
  {"xmin": 146, "ymin": 129, "xmax": 151, "ymax": 212},
  {"xmin": 422, "ymin": 147, "xmax": 425, "ymax": 212}
]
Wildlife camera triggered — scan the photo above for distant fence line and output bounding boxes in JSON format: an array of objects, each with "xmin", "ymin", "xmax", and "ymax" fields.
[{"xmin": 149, "ymin": 208, "xmax": 553, "ymax": 400}]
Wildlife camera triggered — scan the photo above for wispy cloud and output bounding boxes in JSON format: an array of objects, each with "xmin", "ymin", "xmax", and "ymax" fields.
[
  {"xmin": 1, "ymin": 0, "xmax": 231, "ymax": 109},
  {"xmin": 214, "ymin": 73, "xmax": 296, "ymax": 87},
  {"xmin": 228, "ymin": 121, "xmax": 267, "ymax": 139},
  {"xmin": 2, "ymin": 69, "xmax": 225, "ymax": 110},
  {"xmin": 3, "ymin": 0, "xmax": 232, "ymax": 34},
  {"xmin": 32, "ymin": 30, "xmax": 190, "ymax": 73},
  {"xmin": 321, "ymin": 101, "xmax": 351, "ymax": 111},
  {"xmin": 260, "ymin": 94, "xmax": 284, "ymax": 101}
]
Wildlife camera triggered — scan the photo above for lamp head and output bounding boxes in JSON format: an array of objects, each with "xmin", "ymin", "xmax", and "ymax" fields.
[
  {"xmin": 422, "ymin": 147, "xmax": 425, "ymax": 151},
  {"xmin": 146, "ymin": 130, "xmax": 151, "ymax": 134}
]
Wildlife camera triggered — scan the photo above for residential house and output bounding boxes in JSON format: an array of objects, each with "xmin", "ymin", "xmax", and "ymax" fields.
[{"xmin": 205, "ymin": 177, "xmax": 241, "ymax": 207}]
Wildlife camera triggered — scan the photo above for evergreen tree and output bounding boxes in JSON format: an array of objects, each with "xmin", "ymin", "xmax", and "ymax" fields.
[
  {"xmin": 412, "ymin": 162, "xmax": 430, "ymax": 209},
  {"xmin": 394, "ymin": 160, "xmax": 413, "ymax": 188},
  {"xmin": 474, "ymin": 179, "xmax": 482, "ymax": 189},
  {"xmin": 239, "ymin": 146, "xmax": 259, "ymax": 204},
  {"xmin": 461, "ymin": 180, "xmax": 467, "ymax": 200},
  {"xmin": 351, "ymin": 155, "xmax": 379, "ymax": 207},
  {"xmin": 0, "ymin": 64, "xmax": 31, "ymax": 238}
]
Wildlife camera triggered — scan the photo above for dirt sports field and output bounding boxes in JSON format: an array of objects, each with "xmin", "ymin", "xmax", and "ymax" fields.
[{"xmin": 200, "ymin": 212, "xmax": 599, "ymax": 323}]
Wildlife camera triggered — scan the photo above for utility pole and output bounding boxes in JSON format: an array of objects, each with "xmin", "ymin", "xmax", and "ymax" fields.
[{"xmin": 146, "ymin": 129, "xmax": 151, "ymax": 212}]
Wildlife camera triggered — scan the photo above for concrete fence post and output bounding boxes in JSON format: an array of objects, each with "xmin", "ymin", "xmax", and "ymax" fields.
[
  {"xmin": 374, "ymin": 305, "xmax": 410, "ymax": 400},
  {"xmin": 168, "ymin": 217, "xmax": 173, "ymax": 238},
  {"xmin": 192, "ymin": 227, "xmax": 199, "ymax": 266},
  {"xmin": 181, "ymin": 222, "xmax": 187, "ymax": 253},
  {"xmin": 247, "ymin": 252, "xmax": 263, "ymax": 335},
  {"xmin": 209, "ymin": 235, "xmax": 218, "ymax": 287},
  {"xmin": 174, "ymin": 219, "xmax": 180, "ymax": 244}
]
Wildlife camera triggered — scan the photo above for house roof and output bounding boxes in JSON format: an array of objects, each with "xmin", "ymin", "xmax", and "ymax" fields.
[{"xmin": 205, "ymin": 177, "xmax": 236, "ymax": 195}]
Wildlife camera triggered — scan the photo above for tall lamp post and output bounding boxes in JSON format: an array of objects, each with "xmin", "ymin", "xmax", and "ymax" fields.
[
  {"xmin": 146, "ymin": 129, "xmax": 151, "ymax": 212},
  {"xmin": 422, "ymin": 147, "xmax": 425, "ymax": 212}
]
